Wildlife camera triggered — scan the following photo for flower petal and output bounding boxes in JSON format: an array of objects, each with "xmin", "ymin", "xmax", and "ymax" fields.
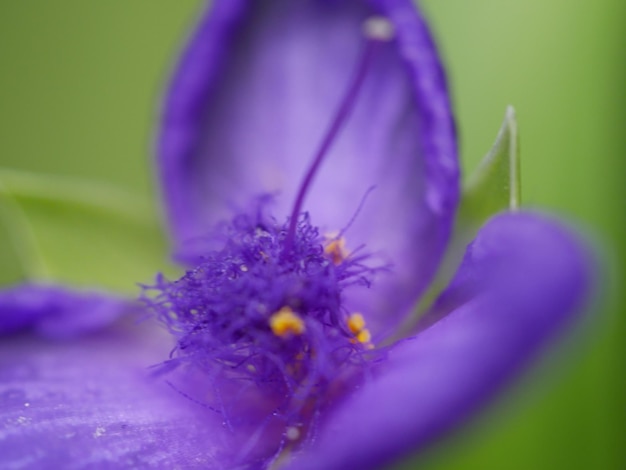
[
  {"xmin": 0, "ymin": 284, "xmax": 134, "ymax": 339},
  {"xmin": 284, "ymin": 212, "xmax": 593, "ymax": 470},
  {"xmin": 159, "ymin": 0, "xmax": 458, "ymax": 333},
  {"xmin": 0, "ymin": 325, "xmax": 276, "ymax": 469}
]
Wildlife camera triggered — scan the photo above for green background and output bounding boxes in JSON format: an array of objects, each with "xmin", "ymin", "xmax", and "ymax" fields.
[{"xmin": 0, "ymin": 1, "xmax": 623, "ymax": 469}]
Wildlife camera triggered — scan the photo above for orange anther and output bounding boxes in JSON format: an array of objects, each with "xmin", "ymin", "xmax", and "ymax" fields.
[
  {"xmin": 348, "ymin": 313, "xmax": 366, "ymax": 335},
  {"xmin": 269, "ymin": 307, "xmax": 305, "ymax": 337},
  {"xmin": 324, "ymin": 236, "xmax": 349, "ymax": 265},
  {"xmin": 347, "ymin": 312, "xmax": 373, "ymax": 347}
]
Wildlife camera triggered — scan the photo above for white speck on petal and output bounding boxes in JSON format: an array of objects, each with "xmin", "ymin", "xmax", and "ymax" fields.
[
  {"xmin": 16, "ymin": 416, "xmax": 30, "ymax": 425},
  {"xmin": 363, "ymin": 16, "xmax": 395, "ymax": 41}
]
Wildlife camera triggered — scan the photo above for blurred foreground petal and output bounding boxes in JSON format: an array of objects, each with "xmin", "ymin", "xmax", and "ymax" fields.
[{"xmin": 285, "ymin": 211, "xmax": 592, "ymax": 470}]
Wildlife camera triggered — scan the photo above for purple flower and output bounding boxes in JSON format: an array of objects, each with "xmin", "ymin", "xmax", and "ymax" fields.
[{"xmin": 0, "ymin": 1, "xmax": 592, "ymax": 469}]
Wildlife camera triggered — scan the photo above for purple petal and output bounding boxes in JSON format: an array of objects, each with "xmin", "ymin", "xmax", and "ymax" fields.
[
  {"xmin": 159, "ymin": 0, "xmax": 458, "ymax": 333},
  {"xmin": 284, "ymin": 212, "xmax": 593, "ymax": 470},
  {"xmin": 0, "ymin": 324, "xmax": 279, "ymax": 469},
  {"xmin": 0, "ymin": 284, "xmax": 135, "ymax": 339}
]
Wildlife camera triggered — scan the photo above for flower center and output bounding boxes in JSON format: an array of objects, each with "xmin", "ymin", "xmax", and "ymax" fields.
[
  {"xmin": 146, "ymin": 206, "xmax": 378, "ymax": 386},
  {"xmin": 144, "ymin": 203, "xmax": 383, "ymax": 446}
]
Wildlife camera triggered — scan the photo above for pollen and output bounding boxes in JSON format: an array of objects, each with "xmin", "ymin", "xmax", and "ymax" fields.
[
  {"xmin": 347, "ymin": 313, "xmax": 366, "ymax": 335},
  {"xmin": 270, "ymin": 306, "xmax": 305, "ymax": 337},
  {"xmin": 347, "ymin": 313, "xmax": 373, "ymax": 347},
  {"xmin": 356, "ymin": 329, "xmax": 371, "ymax": 344},
  {"xmin": 324, "ymin": 235, "xmax": 349, "ymax": 265}
]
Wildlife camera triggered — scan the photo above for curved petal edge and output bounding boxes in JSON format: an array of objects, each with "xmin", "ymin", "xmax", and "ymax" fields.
[{"xmin": 0, "ymin": 283, "xmax": 136, "ymax": 339}]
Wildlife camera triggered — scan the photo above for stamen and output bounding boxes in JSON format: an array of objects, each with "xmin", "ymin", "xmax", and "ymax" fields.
[
  {"xmin": 324, "ymin": 234, "xmax": 349, "ymax": 265},
  {"xmin": 347, "ymin": 313, "xmax": 366, "ymax": 335},
  {"xmin": 284, "ymin": 16, "xmax": 395, "ymax": 252},
  {"xmin": 356, "ymin": 329, "xmax": 372, "ymax": 344},
  {"xmin": 347, "ymin": 312, "xmax": 374, "ymax": 348},
  {"xmin": 270, "ymin": 306, "xmax": 305, "ymax": 337}
]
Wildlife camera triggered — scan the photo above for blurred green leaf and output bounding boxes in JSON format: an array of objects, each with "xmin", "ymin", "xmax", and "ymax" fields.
[
  {"xmin": 459, "ymin": 105, "xmax": 520, "ymax": 227},
  {"xmin": 0, "ymin": 206, "xmax": 25, "ymax": 285},
  {"xmin": 392, "ymin": 107, "xmax": 520, "ymax": 340},
  {"xmin": 0, "ymin": 169, "xmax": 172, "ymax": 293}
]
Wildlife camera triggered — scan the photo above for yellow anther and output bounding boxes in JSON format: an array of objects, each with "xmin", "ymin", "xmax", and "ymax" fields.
[
  {"xmin": 286, "ymin": 426, "xmax": 301, "ymax": 441},
  {"xmin": 269, "ymin": 306, "xmax": 305, "ymax": 337},
  {"xmin": 324, "ymin": 235, "xmax": 349, "ymax": 265},
  {"xmin": 347, "ymin": 312, "xmax": 373, "ymax": 347},
  {"xmin": 347, "ymin": 313, "xmax": 366, "ymax": 335},
  {"xmin": 356, "ymin": 329, "xmax": 371, "ymax": 344}
]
